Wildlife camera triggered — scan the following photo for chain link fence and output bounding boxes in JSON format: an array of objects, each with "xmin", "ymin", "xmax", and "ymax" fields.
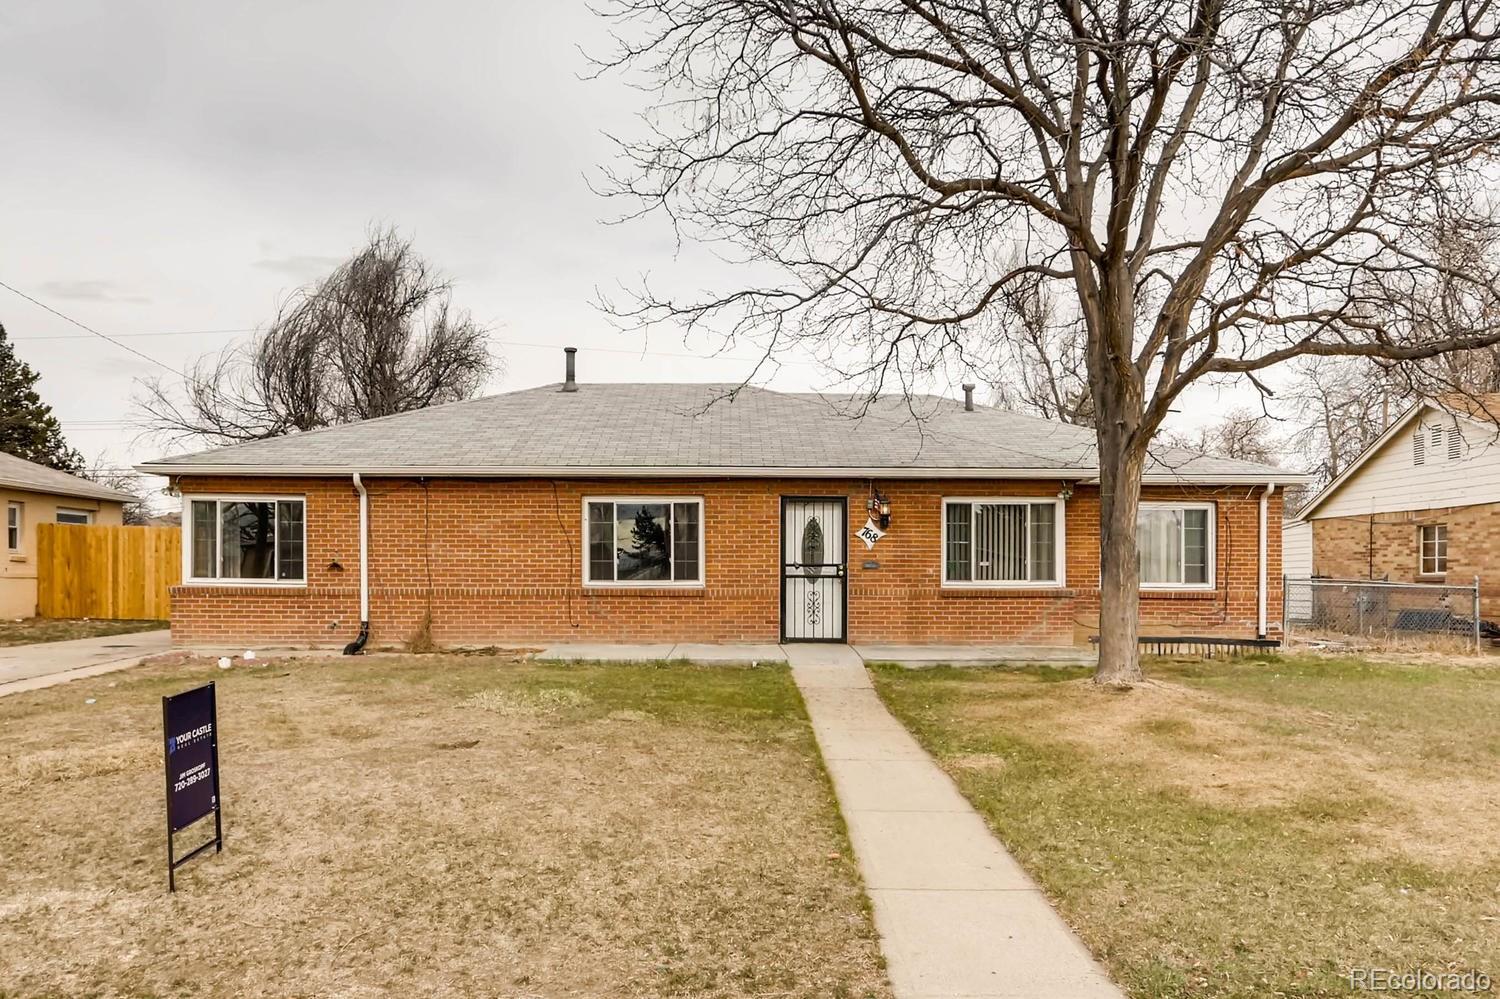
[{"xmin": 1283, "ymin": 577, "xmax": 1488, "ymax": 652}]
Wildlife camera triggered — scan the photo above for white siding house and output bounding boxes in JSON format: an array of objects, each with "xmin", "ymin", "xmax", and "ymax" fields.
[
  {"xmin": 1308, "ymin": 402, "xmax": 1500, "ymax": 520},
  {"xmin": 1282, "ymin": 520, "xmax": 1312, "ymax": 578},
  {"xmin": 1295, "ymin": 397, "xmax": 1500, "ymax": 593}
]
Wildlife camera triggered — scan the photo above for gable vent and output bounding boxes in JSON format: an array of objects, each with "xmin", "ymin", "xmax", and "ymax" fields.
[
  {"xmin": 1449, "ymin": 425, "xmax": 1463, "ymax": 461},
  {"xmin": 1414, "ymin": 429, "xmax": 1426, "ymax": 465}
]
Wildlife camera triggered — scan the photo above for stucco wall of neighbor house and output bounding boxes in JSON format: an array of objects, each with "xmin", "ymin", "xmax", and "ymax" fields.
[
  {"xmin": 0, "ymin": 489, "xmax": 125, "ymax": 618},
  {"xmin": 167, "ymin": 475, "xmax": 1281, "ymax": 648},
  {"xmin": 1311, "ymin": 505, "xmax": 1500, "ymax": 616}
]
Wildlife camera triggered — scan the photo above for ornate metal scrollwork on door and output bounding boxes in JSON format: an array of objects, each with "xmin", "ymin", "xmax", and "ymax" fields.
[{"xmin": 783, "ymin": 500, "xmax": 845, "ymax": 642}]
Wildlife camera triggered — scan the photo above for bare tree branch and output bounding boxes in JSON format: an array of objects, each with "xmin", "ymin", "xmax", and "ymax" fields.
[
  {"xmin": 139, "ymin": 226, "xmax": 497, "ymax": 447},
  {"xmin": 592, "ymin": 0, "xmax": 1500, "ymax": 684}
]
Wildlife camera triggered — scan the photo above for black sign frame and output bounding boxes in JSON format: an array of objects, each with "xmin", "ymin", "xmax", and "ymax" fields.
[{"xmin": 162, "ymin": 681, "xmax": 223, "ymax": 891}]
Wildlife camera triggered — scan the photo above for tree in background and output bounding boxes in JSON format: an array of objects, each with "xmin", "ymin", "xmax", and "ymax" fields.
[
  {"xmin": 80, "ymin": 459, "xmax": 150, "ymax": 526},
  {"xmin": 1227, "ymin": 228, "xmax": 1500, "ymax": 506},
  {"xmin": 1279, "ymin": 357, "xmax": 1397, "ymax": 491},
  {"xmin": 0, "ymin": 322, "xmax": 84, "ymax": 472},
  {"xmin": 140, "ymin": 226, "xmax": 497, "ymax": 446},
  {"xmin": 1163, "ymin": 408, "xmax": 1277, "ymax": 465},
  {"xmin": 986, "ymin": 277, "xmax": 1094, "ymax": 426},
  {"xmin": 627, "ymin": 507, "xmax": 671, "ymax": 577},
  {"xmin": 1280, "ymin": 226, "xmax": 1500, "ymax": 496},
  {"xmin": 597, "ymin": 0, "xmax": 1500, "ymax": 685}
]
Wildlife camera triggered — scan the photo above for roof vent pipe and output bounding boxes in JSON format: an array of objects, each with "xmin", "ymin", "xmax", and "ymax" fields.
[
  {"xmin": 962, "ymin": 384, "xmax": 975, "ymax": 411},
  {"xmin": 562, "ymin": 347, "xmax": 578, "ymax": 392}
]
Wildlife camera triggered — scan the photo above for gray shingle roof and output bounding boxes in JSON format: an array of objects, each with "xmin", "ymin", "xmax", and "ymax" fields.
[
  {"xmin": 0, "ymin": 451, "xmax": 135, "ymax": 503},
  {"xmin": 138, "ymin": 383, "xmax": 1301, "ymax": 483}
]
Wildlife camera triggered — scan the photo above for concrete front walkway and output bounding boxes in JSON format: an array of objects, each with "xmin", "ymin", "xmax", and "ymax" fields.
[
  {"xmin": 0, "ymin": 630, "xmax": 172, "ymax": 697},
  {"xmin": 784, "ymin": 644, "xmax": 1123, "ymax": 999}
]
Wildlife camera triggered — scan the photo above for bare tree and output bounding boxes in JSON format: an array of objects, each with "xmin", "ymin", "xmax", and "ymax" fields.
[
  {"xmin": 1164, "ymin": 408, "xmax": 1279, "ymax": 465},
  {"xmin": 987, "ymin": 278, "xmax": 1095, "ymax": 426},
  {"xmin": 594, "ymin": 0, "xmax": 1500, "ymax": 685},
  {"xmin": 140, "ymin": 226, "xmax": 496, "ymax": 446},
  {"xmin": 1282, "ymin": 229, "xmax": 1500, "ymax": 493},
  {"xmin": 81, "ymin": 459, "xmax": 150, "ymax": 526},
  {"xmin": 1280, "ymin": 356, "xmax": 1400, "ymax": 490}
]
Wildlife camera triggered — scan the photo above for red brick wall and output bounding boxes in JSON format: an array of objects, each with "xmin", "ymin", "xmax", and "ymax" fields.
[
  {"xmin": 1057, "ymin": 485, "xmax": 1283, "ymax": 642},
  {"xmin": 168, "ymin": 476, "xmax": 1281, "ymax": 647}
]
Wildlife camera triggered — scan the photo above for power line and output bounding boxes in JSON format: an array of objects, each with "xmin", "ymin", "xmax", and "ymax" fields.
[
  {"xmin": 491, "ymin": 337, "xmax": 823, "ymax": 367},
  {"xmin": 63, "ymin": 423, "xmax": 151, "ymax": 429},
  {"xmin": 7, "ymin": 317, "xmax": 823, "ymax": 368},
  {"xmin": 0, "ymin": 279, "xmax": 183, "ymax": 375},
  {"xmin": 0, "ymin": 285, "xmax": 827, "ymax": 369},
  {"xmin": 11, "ymin": 327, "xmax": 258, "ymax": 341}
]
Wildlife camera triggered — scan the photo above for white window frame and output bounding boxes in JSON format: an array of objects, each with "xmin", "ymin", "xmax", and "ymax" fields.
[
  {"xmin": 1419, "ymin": 523, "xmax": 1448, "ymax": 576},
  {"xmin": 581, "ymin": 496, "xmax": 705, "ymax": 588},
  {"xmin": 940, "ymin": 496, "xmax": 1067, "ymax": 588},
  {"xmin": 181, "ymin": 494, "xmax": 308, "ymax": 587},
  {"xmin": 56, "ymin": 508, "xmax": 93, "ymax": 526},
  {"xmin": 1138, "ymin": 501, "xmax": 1216, "ymax": 590},
  {"xmin": 6, "ymin": 501, "xmax": 21, "ymax": 553}
]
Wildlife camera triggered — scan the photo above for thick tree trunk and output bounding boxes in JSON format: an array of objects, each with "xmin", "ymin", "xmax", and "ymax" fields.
[
  {"xmin": 1094, "ymin": 430, "xmax": 1146, "ymax": 687},
  {"xmin": 1077, "ymin": 245, "xmax": 1148, "ymax": 686}
]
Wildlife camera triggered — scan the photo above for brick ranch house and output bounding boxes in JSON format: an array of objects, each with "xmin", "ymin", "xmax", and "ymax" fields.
[
  {"xmin": 1287, "ymin": 395, "xmax": 1500, "ymax": 617},
  {"xmin": 139, "ymin": 356, "xmax": 1302, "ymax": 650}
]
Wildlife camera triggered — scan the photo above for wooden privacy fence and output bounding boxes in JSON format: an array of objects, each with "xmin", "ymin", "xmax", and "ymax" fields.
[{"xmin": 37, "ymin": 524, "xmax": 179, "ymax": 620}]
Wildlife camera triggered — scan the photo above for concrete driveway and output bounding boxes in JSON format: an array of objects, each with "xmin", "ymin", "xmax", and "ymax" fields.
[{"xmin": 0, "ymin": 630, "xmax": 172, "ymax": 696}]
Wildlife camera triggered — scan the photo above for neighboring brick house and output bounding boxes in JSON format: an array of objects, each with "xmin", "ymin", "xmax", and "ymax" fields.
[
  {"xmin": 138, "ymin": 354, "xmax": 1300, "ymax": 650},
  {"xmin": 1288, "ymin": 395, "xmax": 1500, "ymax": 616}
]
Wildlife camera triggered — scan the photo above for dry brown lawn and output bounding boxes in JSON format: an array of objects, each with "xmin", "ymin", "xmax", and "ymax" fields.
[
  {"xmin": 874, "ymin": 654, "xmax": 1500, "ymax": 999},
  {"xmin": 0, "ymin": 618, "xmax": 164, "ymax": 647},
  {"xmin": 0, "ymin": 652, "xmax": 890, "ymax": 999}
]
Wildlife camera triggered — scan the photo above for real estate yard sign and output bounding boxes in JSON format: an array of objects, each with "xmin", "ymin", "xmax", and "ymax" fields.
[{"xmin": 162, "ymin": 682, "xmax": 223, "ymax": 891}]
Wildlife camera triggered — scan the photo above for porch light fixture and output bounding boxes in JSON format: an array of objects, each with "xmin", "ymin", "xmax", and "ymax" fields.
[{"xmin": 867, "ymin": 488, "xmax": 892, "ymax": 529}]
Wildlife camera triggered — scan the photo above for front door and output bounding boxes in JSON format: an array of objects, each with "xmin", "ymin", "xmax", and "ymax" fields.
[{"xmin": 781, "ymin": 497, "xmax": 847, "ymax": 642}]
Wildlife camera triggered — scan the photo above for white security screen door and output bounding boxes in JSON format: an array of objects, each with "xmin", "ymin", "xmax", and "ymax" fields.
[{"xmin": 781, "ymin": 497, "xmax": 847, "ymax": 642}]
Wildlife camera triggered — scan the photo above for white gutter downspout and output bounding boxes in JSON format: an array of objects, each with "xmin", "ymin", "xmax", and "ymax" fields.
[
  {"xmin": 342, "ymin": 472, "xmax": 370, "ymax": 655},
  {"xmin": 1258, "ymin": 482, "xmax": 1275, "ymax": 639}
]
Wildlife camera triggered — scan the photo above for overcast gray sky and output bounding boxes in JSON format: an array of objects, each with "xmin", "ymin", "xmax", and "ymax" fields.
[{"xmin": 0, "ymin": 1, "xmax": 1251, "ymax": 493}]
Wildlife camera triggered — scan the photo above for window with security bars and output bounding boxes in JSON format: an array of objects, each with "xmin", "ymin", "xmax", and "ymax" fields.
[{"xmin": 943, "ymin": 500, "xmax": 1060, "ymax": 584}]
